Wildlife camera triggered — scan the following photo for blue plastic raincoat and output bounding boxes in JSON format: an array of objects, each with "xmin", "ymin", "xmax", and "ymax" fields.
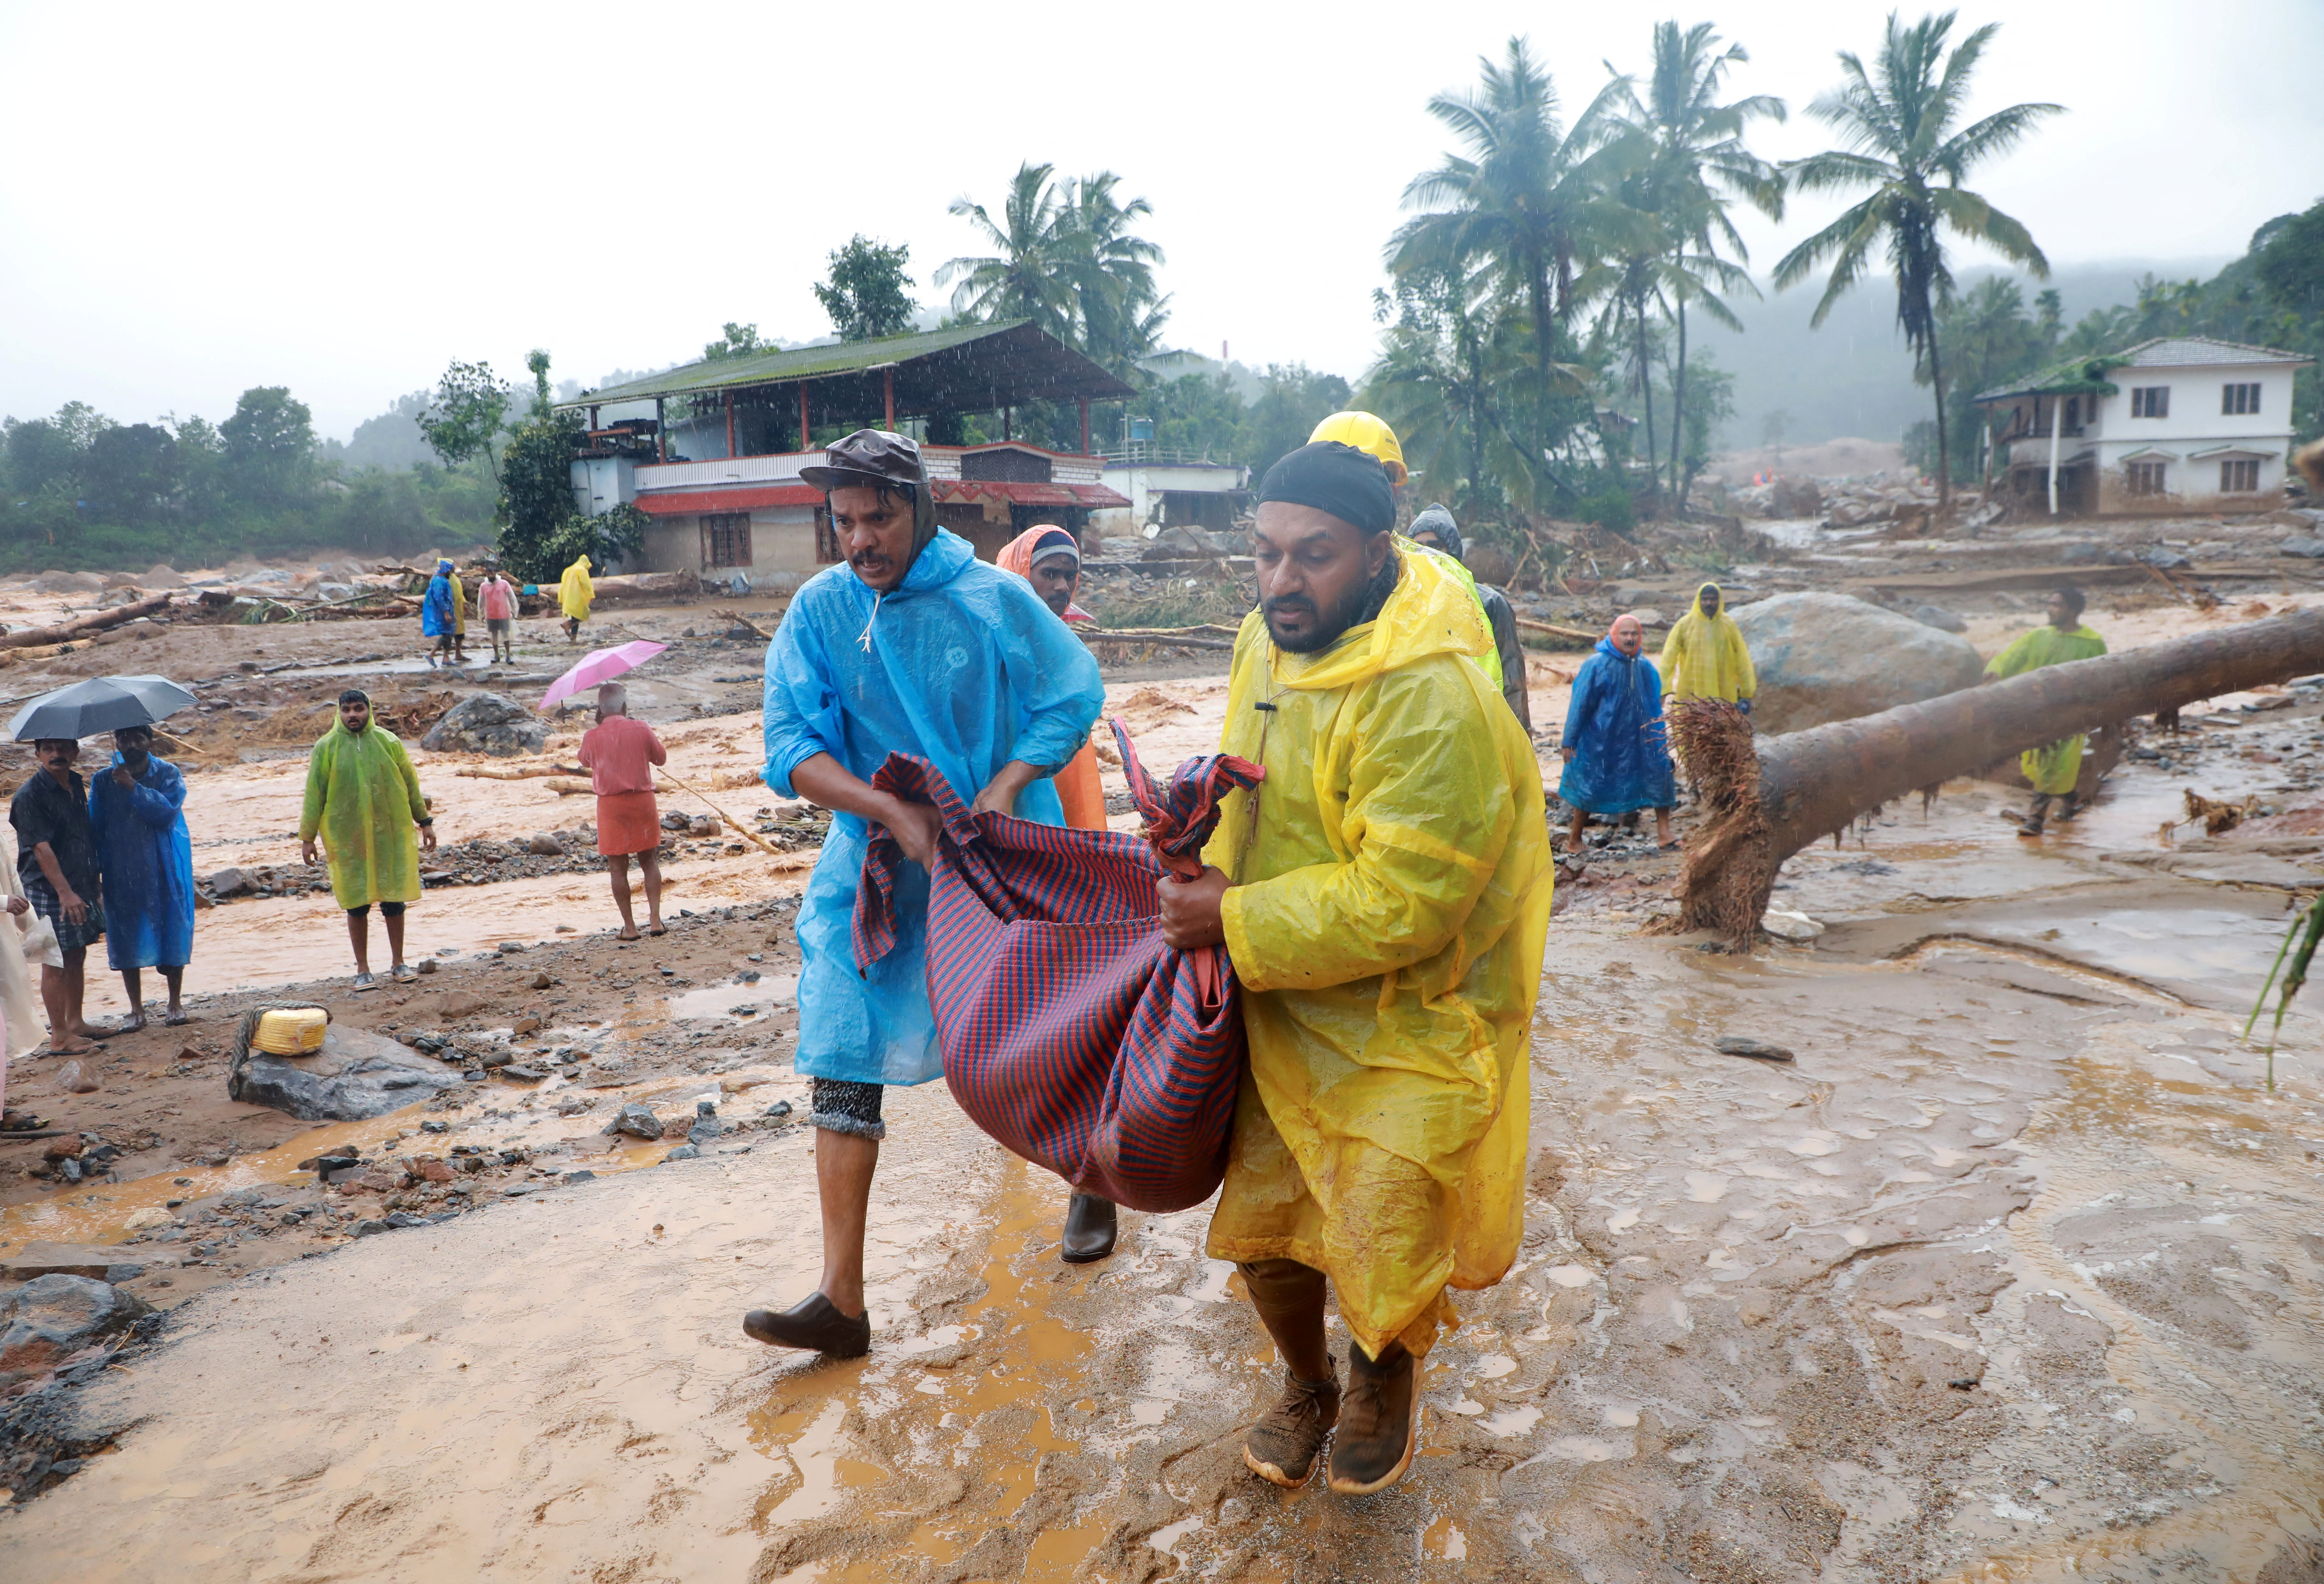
[
  {"xmin": 1559, "ymin": 638, "xmax": 1676, "ymax": 815},
  {"xmin": 88, "ymin": 753, "xmax": 194, "ymax": 971},
  {"xmin": 421, "ymin": 574, "xmax": 455, "ymax": 638},
  {"xmin": 762, "ymin": 528, "xmax": 1106, "ymax": 1087}
]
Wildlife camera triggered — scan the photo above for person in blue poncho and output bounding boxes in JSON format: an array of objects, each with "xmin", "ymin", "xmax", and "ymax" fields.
[
  {"xmin": 421, "ymin": 558, "xmax": 456, "ymax": 668},
  {"xmin": 1559, "ymin": 614, "xmax": 1677, "ymax": 851},
  {"xmin": 747, "ymin": 429, "xmax": 1108, "ymax": 1361},
  {"xmin": 88, "ymin": 725, "xmax": 194, "ymax": 1030}
]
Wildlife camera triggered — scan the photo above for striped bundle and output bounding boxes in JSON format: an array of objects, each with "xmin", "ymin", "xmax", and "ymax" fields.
[{"xmin": 854, "ymin": 723, "xmax": 1262, "ymax": 1211}]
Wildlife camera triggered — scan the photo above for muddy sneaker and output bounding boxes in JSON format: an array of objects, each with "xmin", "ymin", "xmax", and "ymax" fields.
[
  {"xmin": 1242, "ymin": 1365, "xmax": 1339, "ymax": 1488},
  {"xmin": 1327, "ymin": 1344, "xmax": 1418, "ymax": 1495}
]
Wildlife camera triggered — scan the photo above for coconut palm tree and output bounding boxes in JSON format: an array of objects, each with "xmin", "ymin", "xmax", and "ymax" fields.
[
  {"xmin": 1611, "ymin": 22, "xmax": 1785, "ymax": 499},
  {"xmin": 937, "ymin": 162, "xmax": 1081, "ymax": 343},
  {"xmin": 1061, "ymin": 171, "xmax": 1170, "ymax": 380},
  {"xmin": 1391, "ymin": 38, "xmax": 1637, "ymax": 472},
  {"xmin": 1771, "ymin": 11, "xmax": 2060, "ymax": 510}
]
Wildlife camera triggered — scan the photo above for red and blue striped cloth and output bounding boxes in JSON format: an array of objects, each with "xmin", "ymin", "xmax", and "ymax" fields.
[{"xmin": 854, "ymin": 722, "xmax": 1262, "ymax": 1211}]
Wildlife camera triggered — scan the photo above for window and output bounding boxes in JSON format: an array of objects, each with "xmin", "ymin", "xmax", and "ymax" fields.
[
  {"xmin": 699, "ymin": 512, "xmax": 752, "ymax": 568},
  {"xmin": 2223, "ymin": 382, "xmax": 2261, "ymax": 416},
  {"xmin": 2126, "ymin": 460, "xmax": 2168, "ymax": 496},
  {"xmin": 2221, "ymin": 458, "xmax": 2261, "ymax": 493},
  {"xmin": 2130, "ymin": 386, "xmax": 2170, "ymax": 419},
  {"xmin": 2064, "ymin": 396, "xmax": 2080, "ymax": 430}
]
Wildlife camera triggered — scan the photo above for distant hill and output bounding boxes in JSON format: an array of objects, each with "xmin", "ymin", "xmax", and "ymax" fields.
[{"xmin": 1696, "ymin": 257, "xmax": 2234, "ymax": 449}]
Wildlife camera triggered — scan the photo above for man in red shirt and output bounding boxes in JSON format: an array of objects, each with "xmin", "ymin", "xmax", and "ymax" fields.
[
  {"xmin": 476, "ymin": 559, "xmax": 519, "ymax": 665},
  {"xmin": 565, "ymin": 683, "xmax": 668, "ymax": 940}
]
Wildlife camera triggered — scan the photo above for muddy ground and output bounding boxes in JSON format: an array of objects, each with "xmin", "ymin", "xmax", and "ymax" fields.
[{"xmin": 0, "ymin": 522, "xmax": 2322, "ymax": 1579}]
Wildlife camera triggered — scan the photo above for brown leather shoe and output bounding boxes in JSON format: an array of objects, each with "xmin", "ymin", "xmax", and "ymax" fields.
[
  {"xmin": 742, "ymin": 1293, "xmax": 870, "ymax": 1358},
  {"xmin": 1327, "ymin": 1343, "xmax": 1418, "ymax": 1495},
  {"xmin": 1242, "ymin": 1363, "xmax": 1340, "ymax": 1487},
  {"xmin": 1061, "ymin": 1193, "xmax": 1117, "ymax": 1263}
]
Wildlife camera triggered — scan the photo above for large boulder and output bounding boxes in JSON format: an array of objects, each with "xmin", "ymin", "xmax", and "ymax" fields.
[
  {"xmin": 420, "ymin": 691, "xmax": 547, "ymax": 757},
  {"xmin": 229, "ymin": 1023, "xmax": 463, "ymax": 1121},
  {"xmin": 1730, "ymin": 592, "xmax": 1985, "ymax": 736},
  {"xmin": 0, "ymin": 1276, "xmax": 151, "ymax": 1387}
]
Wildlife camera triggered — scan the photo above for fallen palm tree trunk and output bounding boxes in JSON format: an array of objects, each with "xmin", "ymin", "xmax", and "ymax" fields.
[
  {"xmin": 0, "ymin": 593, "xmax": 172, "ymax": 648},
  {"xmin": 1669, "ymin": 609, "xmax": 2324, "ymax": 948}
]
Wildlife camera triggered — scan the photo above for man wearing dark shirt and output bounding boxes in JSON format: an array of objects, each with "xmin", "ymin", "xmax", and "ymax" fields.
[{"xmin": 10, "ymin": 738, "xmax": 108, "ymax": 1054}]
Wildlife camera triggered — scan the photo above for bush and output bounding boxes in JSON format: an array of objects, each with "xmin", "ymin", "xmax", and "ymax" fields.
[{"xmin": 1577, "ymin": 487, "xmax": 1636, "ymax": 533}]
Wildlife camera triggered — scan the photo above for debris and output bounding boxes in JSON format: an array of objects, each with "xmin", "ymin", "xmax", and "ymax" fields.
[
  {"xmin": 608, "ymin": 1103, "xmax": 664, "ymax": 1141},
  {"xmin": 662, "ymin": 1144, "xmax": 701, "ymax": 1162},
  {"xmin": 205, "ymin": 866, "xmax": 256, "ymax": 897},
  {"xmin": 1713, "ymin": 1036, "xmax": 1796, "ymax": 1063},
  {"xmin": 418, "ymin": 693, "xmax": 548, "ymax": 757},
  {"xmin": 1761, "ymin": 911, "xmax": 1825, "ymax": 943},
  {"xmin": 0, "ymin": 1276, "xmax": 152, "ymax": 1388},
  {"xmin": 54, "ymin": 1061, "xmax": 99, "ymax": 1095}
]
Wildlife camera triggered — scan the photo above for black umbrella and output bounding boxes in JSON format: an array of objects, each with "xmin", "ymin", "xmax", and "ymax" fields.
[{"xmin": 7, "ymin": 675, "xmax": 199, "ymax": 743}]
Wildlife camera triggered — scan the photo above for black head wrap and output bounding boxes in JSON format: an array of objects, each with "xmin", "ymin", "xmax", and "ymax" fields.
[{"xmin": 1257, "ymin": 442, "xmax": 1396, "ymax": 536}]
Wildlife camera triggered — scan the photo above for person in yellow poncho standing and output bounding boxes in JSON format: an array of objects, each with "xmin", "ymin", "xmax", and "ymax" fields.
[
  {"xmin": 559, "ymin": 554, "xmax": 594, "ymax": 643},
  {"xmin": 1659, "ymin": 581, "xmax": 1756, "ymax": 709},
  {"xmin": 1158, "ymin": 442, "xmax": 1551, "ymax": 1497},
  {"xmin": 299, "ymin": 690, "xmax": 437, "ymax": 990},
  {"xmin": 1985, "ymin": 586, "xmax": 2107, "ymax": 836}
]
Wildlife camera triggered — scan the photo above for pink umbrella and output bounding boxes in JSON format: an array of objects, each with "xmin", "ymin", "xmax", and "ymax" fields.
[{"xmin": 537, "ymin": 641, "xmax": 669, "ymax": 712}]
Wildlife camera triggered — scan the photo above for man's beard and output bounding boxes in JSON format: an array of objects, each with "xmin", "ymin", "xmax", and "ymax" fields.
[{"xmin": 1263, "ymin": 582, "xmax": 1371, "ymax": 654}]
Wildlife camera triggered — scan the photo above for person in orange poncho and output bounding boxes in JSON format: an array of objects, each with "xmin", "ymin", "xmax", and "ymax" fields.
[{"xmin": 995, "ymin": 526, "xmax": 1107, "ymax": 830}]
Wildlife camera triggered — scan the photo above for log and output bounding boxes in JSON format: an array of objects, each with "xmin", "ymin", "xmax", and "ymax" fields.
[
  {"xmin": 1516, "ymin": 617, "xmax": 1604, "ymax": 643},
  {"xmin": 1670, "ymin": 609, "xmax": 2324, "ymax": 947},
  {"xmin": 0, "ymin": 593, "xmax": 171, "ymax": 649},
  {"xmin": 589, "ymin": 570, "xmax": 700, "ymax": 605},
  {"xmin": 713, "ymin": 607, "xmax": 775, "ymax": 641},
  {"xmin": 454, "ymin": 764, "xmax": 562, "ymax": 780},
  {"xmin": 1078, "ymin": 631, "xmax": 1237, "ymax": 652}
]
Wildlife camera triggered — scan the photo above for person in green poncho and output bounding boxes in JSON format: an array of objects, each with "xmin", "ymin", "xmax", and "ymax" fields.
[
  {"xmin": 298, "ymin": 690, "xmax": 437, "ymax": 989},
  {"xmin": 1985, "ymin": 587, "xmax": 2107, "ymax": 836}
]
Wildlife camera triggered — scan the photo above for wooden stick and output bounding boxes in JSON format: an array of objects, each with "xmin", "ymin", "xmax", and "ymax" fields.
[
  {"xmin": 713, "ymin": 607, "xmax": 776, "ymax": 641},
  {"xmin": 1516, "ymin": 617, "xmax": 1605, "ymax": 642},
  {"xmin": 654, "ymin": 767, "xmax": 786, "ymax": 858},
  {"xmin": 455, "ymin": 764, "xmax": 563, "ymax": 780},
  {"xmin": 1078, "ymin": 633, "xmax": 1237, "ymax": 652},
  {"xmin": 0, "ymin": 592, "xmax": 171, "ymax": 649}
]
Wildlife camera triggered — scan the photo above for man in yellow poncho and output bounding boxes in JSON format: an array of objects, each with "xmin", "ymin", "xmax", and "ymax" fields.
[
  {"xmin": 1986, "ymin": 586, "xmax": 2107, "ymax": 835},
  {"xmin": 1659, "ymin": 581, "xmax": 1756, "ymax": 710},
  {"xmin": 559, "ymin": 554, "xmax": 594, "ymax": 643},
  {"xmin": 1158, "ymin": 441, "xmax": 1550, "ymax": 1497},
  {"xmin": 299, "ymin": 690, "xmax": 437, "ymax": 990}
]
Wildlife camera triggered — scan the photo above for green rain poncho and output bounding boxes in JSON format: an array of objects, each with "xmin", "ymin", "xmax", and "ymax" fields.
[
  {"xmin": 298, "ymin": 721, "xmax": 428, "ymax": 909},
  {"xmin": 1985, "ymin": 623, "xmax": 2108, "ymax": 793}
]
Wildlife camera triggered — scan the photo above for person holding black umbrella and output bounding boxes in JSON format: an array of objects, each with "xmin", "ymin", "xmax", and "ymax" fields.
[
  {"xmin": 89, "ymin": 725, "xmax": 194, "ymax": 1029},
  {"xmin": 9, "ymin": 738, "xmax": 108, "ymax": 1054}
]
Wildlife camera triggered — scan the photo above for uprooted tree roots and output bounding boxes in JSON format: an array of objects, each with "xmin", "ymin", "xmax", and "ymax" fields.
[{"xmin": 1653, "ymin": 699, "xmax": 1773, "ymax": 950}]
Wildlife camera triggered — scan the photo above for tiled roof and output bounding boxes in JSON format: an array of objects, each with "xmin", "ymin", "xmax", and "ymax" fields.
[{"xmin": 2112, "ymin": 337, "xmax": 2312, "ymax": 368}]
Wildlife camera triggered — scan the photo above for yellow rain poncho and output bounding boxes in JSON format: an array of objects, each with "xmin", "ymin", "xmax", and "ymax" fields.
[
  {"xmin": 1986, "ymin": 623, "xmax": 2108, "ymax": 793},
  {"xmin": 298, "ymin": 721, "xmax": 428, "ymax": 910},
  {"xmin": 559, "ymin": 555, "xmax": 594, "ymax": 622},
  {"xmin": 1202, "ymin": 547, "xmax": 1552, "ymax": 1361},
  {"xmin": 1659, "ymin": 582, "xmax": 1755, "ymax": 703},
  {"xmin": 447, "ymin": 571, "xmax": 467, "ymax": 635}
]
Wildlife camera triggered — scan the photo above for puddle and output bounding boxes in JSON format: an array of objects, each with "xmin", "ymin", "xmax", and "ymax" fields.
[{"xmin": 668, "ymin": 977, "xmax": 799, "ymax": 1021}]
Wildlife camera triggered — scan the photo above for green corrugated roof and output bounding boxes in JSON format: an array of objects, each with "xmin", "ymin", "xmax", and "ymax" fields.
[
  {"xmin": 562, "ymin": 321, "xmax": 1062, "ymax": 406},
  {"xmin": 1973, "ymin": 354, "xmax": 2131, "ymax": 405}
]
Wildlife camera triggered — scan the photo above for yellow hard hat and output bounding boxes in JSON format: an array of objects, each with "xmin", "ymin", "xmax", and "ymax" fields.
[{"xmin": 1308, "ymin": 411, "xmax": 1408, "ymax": 485}]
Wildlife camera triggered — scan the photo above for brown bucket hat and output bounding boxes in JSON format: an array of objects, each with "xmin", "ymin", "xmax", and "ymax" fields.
[{"xmin": 801, "ymin": 429, "xmax": 936, "ymax": 555}]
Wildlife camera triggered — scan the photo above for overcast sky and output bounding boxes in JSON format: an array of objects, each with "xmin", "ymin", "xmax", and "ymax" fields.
[{"xmin": 3, "ymin": 0, "xmax": 2318, "ymax": 442}]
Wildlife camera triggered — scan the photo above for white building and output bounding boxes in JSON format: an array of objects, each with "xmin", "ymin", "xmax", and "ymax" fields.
[
  {"xmin": 1091, "ymin": 450, "xmax": 1249, "ymax": 542},
  {"xmin": 1975, "ymin": 336, "xmax": 2313, "ymax": 516}
]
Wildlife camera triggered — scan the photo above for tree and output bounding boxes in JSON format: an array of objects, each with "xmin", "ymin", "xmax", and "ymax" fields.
[
  {"xmin": 1245, "ymin": 365, "xmax": 1352, "ymax": 480},
  {"xmin": 1392, "ymin": 39, "xmax": 1636, "ymax": 474},
  {"xmin": 220, "ymin": 386, "xmax": 317, "ymax": 509},
  {"xmin": 814, "ymin": 236, "xmax": 919, "ymax": 342},
  {"xmin": 1060, "ymin": 172, "xmax": 1169, "ymax": 378},
  {"xmin": 938, "ymin": 163, "xmax": 1082, "ymax": 343},
  {"xmin": 416, "ymin": 360, "xmax": 513, "ymax": 485},
  {"xmin": 1772, "ymin": 11, "xmax": 2061, "ymax": 511},
  {"xmin": 2256, "ymin": 202, "xmax": 2324, "ymax": 319},
  {"xmin": 1610, "ymin": 22, "xmax": 1784, "ymax": 499},
  {"xmin": 82, "ymin": 423, "xmax": 177, "ymax": 523},
  {"xmin": 701, "ymin": 323, "xmax": 768, "ymax": 361},
  {"xmin": 525, "ymin": 349, "xmax": 554, "ymax": 418},
  {"xmin": 493, "ymin": 407, "xmax": 644, "ymax": 582}
]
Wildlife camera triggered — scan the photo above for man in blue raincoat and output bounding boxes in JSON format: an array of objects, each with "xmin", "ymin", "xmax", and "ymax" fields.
[
  {"xmin": 88, "ymin": 724, "xmax": 194, "ymax": 1029},
  {"xmin": 748, "ymin": 430, "xmax": 1108, "ymax": 1360},
  {"xmin": 421, "ymin": 559, "xmax": 456, "ymax": 668},
  {"xmin": 1559, "ymin": 614, "xmax": 1677, "ymax": 850}
]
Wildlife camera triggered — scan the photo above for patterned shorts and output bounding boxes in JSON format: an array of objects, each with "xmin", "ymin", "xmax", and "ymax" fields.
[
  {"xmin": 22, "ymin": 871, "xmax": 104, "ymax": 955},
  {"xmin": 807, "ymin": 1078, "xmax": 886, "ymax": 1142}
]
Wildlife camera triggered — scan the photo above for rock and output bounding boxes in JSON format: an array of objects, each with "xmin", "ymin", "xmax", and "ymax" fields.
[
  {"xmin": 2281, "ymin": 536, "xmax": 2324, "ymax": 559},
  {"xmin": 608, "ymin": 1102, "xmax": 663, "ymax": 1141},
  {"xmin": 432, "ymin": 990, "xmax": 487, "ymax": 1018},
  {"xmin": 500, "ymin": 1065, "xmax": 548, "ymax": 1082},
  {"xmin": 1760, "ymin": 910, "xmax": 1826, "ymax": 943},
  {"xmin": 529, "ymin": 971, "xmax": 553, "ymax": 990},
  {"xmin": 526, "ymin": 831, "xmax": 564, "ymax": 856},
  {"xmin": 1713, "ymin": 1035, "xmax": 1797, "ymax": 1063},
  {"xmin": 763, "ymin": 1100, "xmax": 794, "ymax": 1120},
  {"xmin": 384, "ymin": 1211, "xmax": 428, "ymax": 1229},
  {"xmin": 1729, "ymin": 592, "xmax": 1986, "ymax": 735},
  {"xmin": 54, "ymin": 1061, "xmax": 98, "ymax": 1095},
  {"xmin": 141, "ymin": 563, "xmax": 186, "ymax": 588},
  {"xmin": 688, "ymin": 815, "xmax": 721, "ymax": 837},
  {"xmin": 511, "ymin": 1015, "xmax": 543, "ymax": 1035},
  {"xmin": 123, "ymin": 1208, "xmax": 173, "ymax": 1232},
  {"xmin": 496, "ymin": 940, "xmax": 523, "ymax": 955},
  {"xmin": 0, "ymin": 1276, "xmax": 151, "ymax": 1385},
  {"xmin": 1465, "ymin": 544, "xmax": 1517, "ymax": 585},
  {"xmin": 562, "ymin": 1169, "xmax": 596, "ymax": 1184},
  {"xmin": 351, "ymin": 1220, "xmax": 391, "ymax": 1237},
  {"xmin": 2, "ymin": 1242, "xmax": 177, "ymax": 1282},
  {"xmin": 1908, "ymin": 604, "xmax": 1967, "ymax": 634},
  {"xmin": 228, "ymin": 1024, "xmax": 464, "ymax": 1121},
  {"xmin": 2138, "ymin": 546, "xmax": 2193, "ymax": 571},
  {"xmin": 30, "ymin": 570, "xmax": 105, "ymax": 594},
  {"xmin": 1768, "ymin": 477, "xmax": 1823, "ymax": 517},
  {"xmin": 414, "ymin": 958, "xmax": 439, "ymax": 976},
  {"xmin": 418, "ymin": 692, "xmax": 548, "ymax": 757},
  {"xmin": 205, "ymin": 866, "xmax": 255, "ymax": 897},
  {"xmin": 662, "ymin": 1144, "xmax": 700, "ymax": 1162}
]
